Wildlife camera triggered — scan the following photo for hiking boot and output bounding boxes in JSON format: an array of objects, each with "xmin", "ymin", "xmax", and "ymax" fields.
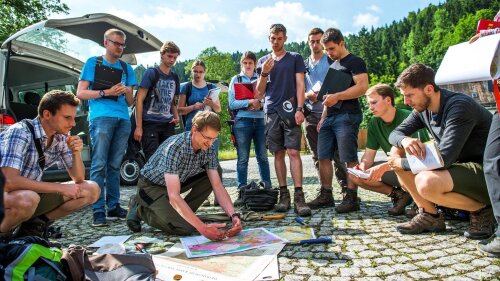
[
  {"xmin": 396, "ymin": 208, "xmax": 446, "ymax": 234},
  {"xmin": 387, "ymin": 188, "xmax": 413, "ymax": 216},
  {"xmin": 477, "ymin": 235, "xmax": 500, "ymax": 257},
  {"xmin": 234, "ymin": 190, "xmax": 243, "ymax": 207},
  {"xmin": 13, "ymin": 217, "xmax": 52, "ymax": 239},
  {"xmin": 294, "ymin": 190, "xmax": 311, "ymax": 216},
  {"xmin": 92, "ymin": 212, "xmax": 108, "ymax": 227},
  {"xmin": 126, "ymin": 195, "xmax": 142, "ymax": 233},
  {"xmin": 275, "ymin": 189, "xmax": 291, "ymax": 212},
  {"xmin": 335, "ymin": 189, "xmax": 360, "ymax": 213},
  {"xmin": 107, "ymin": 205, "xmax": 127, "ymax": 220},
  {"xmin": 464, "ymin": 206, "xmax": 494, "ymax": 240},
  {"xmin": 405, "ymin": 202, "xmax": 418, "ymax": 218},
  {"xmin": 307, "ymin": 188, "xmax": 335, "ymax": 209}
]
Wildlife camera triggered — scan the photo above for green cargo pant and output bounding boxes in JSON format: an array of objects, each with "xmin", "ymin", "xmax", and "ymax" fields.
[{"xmin": 135, "ymin": 172, "xmax": 213, "ymax": 235}]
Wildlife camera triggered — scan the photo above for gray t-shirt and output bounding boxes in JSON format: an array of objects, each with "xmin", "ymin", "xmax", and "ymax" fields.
[
  {"xmin": 139, "ymin": 68, "xmax": 180, "ymax": 123},
  {"xmin": 256, "ymin": 52, "xmax": 306, "ymax": 113},
  {"xmin": 389, "ymin": 89, "xmax": 492, "ymax": 168}
]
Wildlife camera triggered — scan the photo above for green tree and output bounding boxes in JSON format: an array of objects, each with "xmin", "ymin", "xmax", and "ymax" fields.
[{"xmin": 0, "ymin": 0, "xmax": 69, "ymax": 44}]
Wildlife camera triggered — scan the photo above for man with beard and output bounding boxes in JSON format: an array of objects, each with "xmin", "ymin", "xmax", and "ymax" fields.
[
  {"xmin": 256, "ymin": 24, "xmax": 311, "ymax": 216},
  {"xmin": 388, "ymin": 64, "xmax": 494, "ymax": 240}
]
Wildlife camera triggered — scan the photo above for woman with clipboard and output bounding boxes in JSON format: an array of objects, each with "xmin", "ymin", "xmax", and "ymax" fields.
[
  {"xmin": 178, "ymin": 60, "xmax": 221, "ymax": 152},
  {"xmin": 228, "ymin": 51, "xmax": 271, "ymax": 205}
]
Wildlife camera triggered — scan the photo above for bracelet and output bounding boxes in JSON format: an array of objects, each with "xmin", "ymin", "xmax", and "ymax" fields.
[
  {"xmin": 261, "ymin": 72, "xmax": 269, "ymax": 77},
  {"xmin": 231, "ymin": 212, "xmax": 241, "ymax": 220},
  {"xmin": 99, "ymin": 90, "xmax": 105, "ymax": 98},
  {"xmin": 296, "ymin": 107, "xmax": 303, "ymax": 112}
]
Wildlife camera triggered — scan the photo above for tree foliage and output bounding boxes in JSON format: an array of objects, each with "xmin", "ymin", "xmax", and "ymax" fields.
[{"xmin": 0, "ymin": 0, "xmax": 69, "ymax": 44}]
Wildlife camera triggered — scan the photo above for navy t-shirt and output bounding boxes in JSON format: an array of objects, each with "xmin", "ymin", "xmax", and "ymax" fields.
[
  {"xmin": 256, "ymin": 52, "xmax": 306, "ymax": 113},
  {"xmin": 139, "ymin": 68, "xmax": 180, "ymax": 123},
  {"xmin": 327, "ymin": 53, "xmax": 367, "ymax": 116}
]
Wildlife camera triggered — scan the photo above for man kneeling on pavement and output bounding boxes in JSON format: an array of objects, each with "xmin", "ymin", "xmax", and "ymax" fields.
[
  {"xmin": 0, "ymin": 90, "xmax": 100, "ymax": 239},
  {"xmin": 349, "ymin": 84, "xmax": 429, "ymax": 216},
  {"xmin": 127, "ymin": 111, "xmax": 243, "ymax": 241},
  {"xmin": 387, "ymin": 64, "xmax": 494, "ymax": 239}
]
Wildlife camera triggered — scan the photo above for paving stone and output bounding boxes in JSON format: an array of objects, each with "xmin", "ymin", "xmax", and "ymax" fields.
[
  {"xmin": 295, "ymin": 266, "xmax": 315, "ymax": 275},
  {"xmin": 340, "ymin": 267, "xmax": 362, "ymax": 277},
  {"xmin": 428, "ymin": 267, "xmax": 458, "ymax": 277},
  {"xmin": 407, "ymin": 270, "xmax": 435, "ymax": 279},
  {"xmin": 318, "ymin": 267, "xmax": 339, "ymax": 276},
  {"xmin": 443, "ymin": 277, "xmax": 475, "ymax": 281}
]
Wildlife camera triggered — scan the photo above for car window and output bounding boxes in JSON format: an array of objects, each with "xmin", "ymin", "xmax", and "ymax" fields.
[{"xmin": 16, "ymin": 27, "xmax": 104, "ymax": 63}]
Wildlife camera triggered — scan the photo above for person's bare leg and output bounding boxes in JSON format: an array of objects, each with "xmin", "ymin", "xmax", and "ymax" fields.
[
  {"xmin": 287, "ymin": 148, "xmax": 303, "ymax": 187},
  {"xmin": 415, "ymin": 171, "xmax": 485, "ymax": 211},
  {"xmin": 0, "ymin": 190, "xmax": 39, "ymax": 232},
  {"xmin": 350, "ymin": 175, "xmax": 393, "ymax": 195},
  {"xmin": 395, "ymin": 170, "xmax": 438, "ymax": 213},
  {"xmin": 319, "ymin": 159, "xmax": 333, "ymax": 187},
  {"xmin": 274, "ymin": 150, "xmax": 287, "ymax": 187},
  {"xmin": 345, "ymin": 161, "xmax": 360, "ymax": 191}
]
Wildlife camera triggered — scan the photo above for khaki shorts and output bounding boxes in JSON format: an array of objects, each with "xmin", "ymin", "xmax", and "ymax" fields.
[
  {"xmin": 449, "ymin": 162, "xmax": 490, "ymax": 205},
  {"xmin": 32, "ymin": 193, "xmax": 65, "ymax": 218}
]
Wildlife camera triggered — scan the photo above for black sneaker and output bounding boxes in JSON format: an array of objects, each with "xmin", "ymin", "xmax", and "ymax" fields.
[
  {"xmin": 107, "ymin": 205, "xmax": 127, "ymax": 220},
  {"xmin": 92, "ymin": 212, "xmax": 108, "ymax": 227},
  {"xmin": 126, "ymin": 195, "xmax": 142, "ymax": 233}
]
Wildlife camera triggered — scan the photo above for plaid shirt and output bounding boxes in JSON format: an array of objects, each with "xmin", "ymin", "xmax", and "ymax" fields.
[
  {"xmin": 0, "ymin": 117, "xmax": 73, "ymax": 180},
  {"xmin": 141, "ymin": 131, "xmax": 218, "ymax": 185}
]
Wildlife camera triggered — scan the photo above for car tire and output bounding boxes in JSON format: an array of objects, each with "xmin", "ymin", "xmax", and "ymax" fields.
[{"xmin": 120, "ymin": 155, "xmax": 145, "ymax": 186}]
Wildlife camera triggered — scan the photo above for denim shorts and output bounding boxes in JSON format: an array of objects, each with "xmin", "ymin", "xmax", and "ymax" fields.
[
  {"xmin": 317, "ymin": 112, "xmax": 362, "ymax": 163},
  {"xmin": 265, "ymin": 112, "xmax": 302, "ymax": 152}
]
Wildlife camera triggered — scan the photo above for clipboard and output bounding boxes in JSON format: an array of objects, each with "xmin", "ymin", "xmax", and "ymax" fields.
[
  {"xmin": 234, "ymin": 83, "xmax": 255, "ymax": 100},
  {"xmin": 92, "ymin": 64, "xmax": 123, "ymax": 101},
  {"xmin": 317, "ymin": 68, "xmax": 353, "ymax": 109}
]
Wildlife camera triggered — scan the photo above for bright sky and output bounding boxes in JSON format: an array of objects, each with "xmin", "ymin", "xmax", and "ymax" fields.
[{"xmin": 62, "ymin": 0, "xmax": 443, "ymax": 66}]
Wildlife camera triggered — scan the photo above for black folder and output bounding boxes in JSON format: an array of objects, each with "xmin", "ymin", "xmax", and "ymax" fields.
[
  {"xmin": 317, "ymin": 68, "xmax": 353, "ymax": 109},
  {"xmin": 91, "ymin": 64, "xmax": 123, "ymax": 101}
]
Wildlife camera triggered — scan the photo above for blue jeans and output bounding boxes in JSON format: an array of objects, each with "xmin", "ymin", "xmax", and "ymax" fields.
[
  {"xmin": 234, "ymin": 117, "xmax": 271, "ymax": 188},
  {"xmin": 318, "ymin": 112, "xmax": 362, "ymax": 163},
  {"xmin": 90, "ymin": 117, "xmax": 131, "ymax": 214}
]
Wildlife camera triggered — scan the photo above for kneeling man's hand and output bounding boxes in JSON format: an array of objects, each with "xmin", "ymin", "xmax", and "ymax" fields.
[
  {"xmin": 200, "ymin": 223, "xmax": 227, "ymax": 241},
  {"xmin": 367, "ymin": 162, "xmax": 390, "ymax": 181},
  {"xmin": 225, "ymin": 217, "xmax": 243, "ymax": 238}
]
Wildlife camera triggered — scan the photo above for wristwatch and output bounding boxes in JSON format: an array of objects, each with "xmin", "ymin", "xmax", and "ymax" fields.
[
  {"xmin": 296, "ymin": 106, "xmax": 303, "ymax": 112},
  {"xmin": 230, "ymin": 212, "xmax": 241, "ymax": 220},
  {"xmin": 99, "ymin": 90, "xmax": 105, "ymax": 98}
]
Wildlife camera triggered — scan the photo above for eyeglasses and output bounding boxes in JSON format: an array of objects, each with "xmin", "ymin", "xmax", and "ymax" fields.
[
  {"xmin": 192, "ymin": 70, "xmax": 205, "ymax": 74},
  {"xmin": 106, "ymin": 38, "xmax": 126, "ymax": 49},
  {"xmin": 198, "ymin": 129, "xmax": 218, "ymax": 142}
]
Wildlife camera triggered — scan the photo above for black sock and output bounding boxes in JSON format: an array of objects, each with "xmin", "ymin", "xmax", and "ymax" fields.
[
  {"xmin": 38, "ymin": 214, "xmax": 50, "ymax": 223},
  {"xmin": 294, "ymin": 187, "xmax": 302, "ymax": 193},
  {"xmin": 279, "ymin": 186, "xmax": 288, "ymax": 192},
  {"xmin": 321, "ymin": 186, "xmax": 332, "ymax": 191},
  {"xmin": 424, "ymin": 210, "xmax": 440, "ymax": 218}
]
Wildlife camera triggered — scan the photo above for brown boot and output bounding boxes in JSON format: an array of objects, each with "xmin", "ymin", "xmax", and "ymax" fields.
[
  {"xmin": 397, "ymin": 208, "xmax": 446, "ymax": 234},
  {"xmin": 294, "ymin": 190, "xmax": 311, "ymax": 216},
  {"xmin": 387, "ymin": 188, "xmax": 413, "ymax": 216},
  {"xmin": 307, "ymin": 187, "xmax": 335, "ymax": 209},
  {"xmin": 464, "ymin": 206, "xmax": 494, "ymax": 240},
  {"xmin": 335, "ymin": 189, "xmax": 360, "ymax": 213},
  {"xmin": 275, "ymin": 188, "xmax": 291, "ymax": 212}
]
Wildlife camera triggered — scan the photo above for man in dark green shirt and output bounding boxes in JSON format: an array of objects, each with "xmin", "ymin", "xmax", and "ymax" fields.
[{"xmin": 350, "ymin": 84, "xmax": 429, "ymax": 216}]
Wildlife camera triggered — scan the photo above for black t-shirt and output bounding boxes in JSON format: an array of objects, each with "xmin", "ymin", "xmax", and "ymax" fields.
[{"xmin": 327, "ymin": 53, "xmax": 367, "ymax": 116}]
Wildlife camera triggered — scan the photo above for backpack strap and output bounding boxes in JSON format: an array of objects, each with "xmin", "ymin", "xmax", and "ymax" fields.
[
  {"xmin": 21, "ymin": 120, "xmax": 45, "ymax": 170},
  {"xmin": 185, "ymin": 82, "xmax": 193, "ymax": 105}
]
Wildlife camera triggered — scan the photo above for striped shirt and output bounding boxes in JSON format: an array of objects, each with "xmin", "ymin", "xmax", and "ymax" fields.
[
  {"xmin": 0, "ymin": 117, "xmax": 73, "ymax": 180},
  {"xmin": 140, "ymin": 131, "xmax": 218, "ymax": 185}
]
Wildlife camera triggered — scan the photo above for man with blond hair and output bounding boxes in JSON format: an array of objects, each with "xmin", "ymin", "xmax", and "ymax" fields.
[
  {"xmin": 348, "ymin": 84, "xmax": 428, "ymax": 215},
  {"xmin": 77, "ymin": 28, "xmax": 137, "ymax": 227}
]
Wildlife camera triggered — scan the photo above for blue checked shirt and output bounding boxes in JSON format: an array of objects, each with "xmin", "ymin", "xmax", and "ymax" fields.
[
  {"xmin": 0, "ymin": 117, "xmax": 73, "ymax": 180},
  {"xmin": 140, "ymin": 131, "xmax": 218, "ymax": 185}
]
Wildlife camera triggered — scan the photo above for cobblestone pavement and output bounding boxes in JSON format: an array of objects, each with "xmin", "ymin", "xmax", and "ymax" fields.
[{"xmin": 56, "ymin": 154, "xmax": 500, "ymax": 280}]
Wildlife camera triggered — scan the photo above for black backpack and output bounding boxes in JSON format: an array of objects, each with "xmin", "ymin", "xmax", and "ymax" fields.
[{"xmin": 240, "ymin": 181, "xmax": 279, "ymax": 211}]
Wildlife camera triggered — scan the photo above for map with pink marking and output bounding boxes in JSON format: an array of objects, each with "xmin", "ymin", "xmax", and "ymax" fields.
[{"xmin": 180, "ymin": 228, "xmax": 286, "ymax": 258}]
